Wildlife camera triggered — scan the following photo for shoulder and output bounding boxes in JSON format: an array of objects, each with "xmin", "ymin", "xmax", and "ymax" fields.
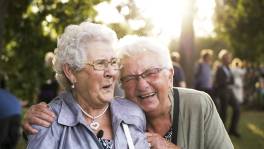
[
  {"xmin": 111, "ymin": 98, "xmax": 146, "ymax": 129},
  {"xmin": 27, "ymin": 94, "xmax": 66, "ymax": 145},
  {"xmin": 111, "ymin": 97, "xmax": 145, "ymax": 117},
  {"xmin": 48, "ymin": 92, "xmax": 72, "ymax": 115},
  {"xmin": 177, "ymin": 88, "xmax": 214, "ymax": 112}
]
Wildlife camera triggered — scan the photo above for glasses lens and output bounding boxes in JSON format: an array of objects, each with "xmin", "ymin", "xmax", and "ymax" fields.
[
  {"xmin": 121, "ymin": 68, "xmax": 163, "ymax": 83},
  {"xmin": 110, "ymin": 58, "xmax": 121, "ymax": 69},
  {"xmin": 93, "ymin": 59, "xmax": 106, "ymax": 70},
  {"xmin": 142, "ymin": 68, "xmax": 161, "ymax": 78}
]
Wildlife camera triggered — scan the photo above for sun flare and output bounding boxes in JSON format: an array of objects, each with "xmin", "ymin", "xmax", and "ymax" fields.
[{"xmin": 95, "ymin": 0, "xmax": 216, "ymax": 41}]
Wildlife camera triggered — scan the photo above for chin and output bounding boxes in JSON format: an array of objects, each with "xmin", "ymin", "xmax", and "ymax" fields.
[{"xmin": 140, "ymin": 102, "xmax": 159, "ymax": 113}]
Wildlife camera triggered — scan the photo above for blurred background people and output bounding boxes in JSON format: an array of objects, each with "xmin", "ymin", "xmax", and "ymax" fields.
[
  {"xmin": 194, "ymin": 49, "xmax": 214, "ymax": 97},
  {"xmin": 171, "ymin": 51, "xmax": 186, "ymax": 87},
  {"xmin": 214, "ymin": 49, "xmax": 241, "ymax": 138},
  {"xmin": 0, "ymin": 76, "xmax": 22, "ymax": 149},
  {"xmin": 37, "ymin": 52, "xmax": 59, "ymax": 103},
  {"xmin": 230, "ymin": 58, "xmax": 246, "ymax": 104}
]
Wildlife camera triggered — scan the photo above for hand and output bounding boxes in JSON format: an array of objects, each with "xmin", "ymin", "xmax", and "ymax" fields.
[
  {"xmin": 146, "ymin": 132, "xmax": 181, "ymax": 149},
  {"xmin": 22, "ymin": 102, "xmax": 55, "ymax": 134}
]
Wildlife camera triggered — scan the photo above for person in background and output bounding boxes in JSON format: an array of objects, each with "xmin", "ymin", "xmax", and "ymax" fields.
[
  {"xmin": 37, "ymin": 52, "xmax": 59, "ymax": 103},
  {"xmin": 194, "ymin": 49, "xmax": 214, "ymax": 97},
  {"xmin": 230, "ymin": 58, "xmax": 246, "ymax": 104},
  {"xmin": 23, "ymin": 36, "xmax": 234, "ymax": 149},
  {"xmin": 171, "ymin": 51, "xmax": 186, "ymax": 87},
  {"xmin": 26, "ymin": 21, "xmax": 148, "ymax": 149},
  {"xmin": 213, "ymin": 49, "xmax": 241, "ymax": 138},
  {"xmin": 0, "ymin": 76, "xmax": 22, "ymax": 149}
]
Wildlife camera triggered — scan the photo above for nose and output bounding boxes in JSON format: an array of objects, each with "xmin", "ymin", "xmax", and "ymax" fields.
[
  {"xmin": 136, "ymin": 77, "xmax": 150, "ymax": 91},
  {"xmin": 104, "ymin": 66, "xmax": 118, "ymax": 78}
]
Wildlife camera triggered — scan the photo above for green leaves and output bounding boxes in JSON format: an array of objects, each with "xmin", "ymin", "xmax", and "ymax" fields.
[{"xmin": 215, "ymin": 0, "xmax": 264, "ymax": 64}]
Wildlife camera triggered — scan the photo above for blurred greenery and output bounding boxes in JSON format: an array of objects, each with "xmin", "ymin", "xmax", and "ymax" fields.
[
  {"xmin": 0, "ymin": 0, "xmax": 151, "ymax": 103},
  {"xmin": 1, "ymin": 0, "xmax": 105, "ymax": 102},
  {"xmin": 215, "ymin": 0, "xmax": 264, "ymax": 64}
]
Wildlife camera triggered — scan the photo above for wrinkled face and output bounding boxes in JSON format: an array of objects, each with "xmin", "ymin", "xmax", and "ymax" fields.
[
  {"xmin": 120, "ymin": 52, "xmax": 173, "ymax": 113},
  {"xmin": 74, "ymin": 41, "xmax": 119, "ymax": 107}
]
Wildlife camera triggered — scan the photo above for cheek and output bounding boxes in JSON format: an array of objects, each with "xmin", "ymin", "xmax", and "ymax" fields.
[
  {"xmin": 152, "ymin": 78, "xmax": 170, "ymax": 94},
  {"xmin": 124, "ymin": 86, "xmax": 136, "ymax": 100}
]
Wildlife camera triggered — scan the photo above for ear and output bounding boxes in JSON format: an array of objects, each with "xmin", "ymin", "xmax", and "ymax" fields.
[
  {"xmin": 63, "ymin": 64, "xmax": 76, "ymax": 83},
  {"xmin": 167, "ymin": 68, "xmax": 174, "ymax": 88}
]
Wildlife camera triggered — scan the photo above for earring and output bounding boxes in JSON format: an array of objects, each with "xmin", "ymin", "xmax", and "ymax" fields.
[{"xmin": 71, "ymin": 80, "xmax": 76, "ymax": 89}]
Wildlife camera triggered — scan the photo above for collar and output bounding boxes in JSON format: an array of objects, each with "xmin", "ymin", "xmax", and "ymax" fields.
[{"xmin": 57, "ymin": 92, "xmax": 84, "ymax": 126}]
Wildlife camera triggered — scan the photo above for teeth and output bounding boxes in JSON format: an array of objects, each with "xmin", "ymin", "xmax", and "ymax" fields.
[{"xmin": 138, "ymin": 92, "xmax": 155, "ymax": 99}]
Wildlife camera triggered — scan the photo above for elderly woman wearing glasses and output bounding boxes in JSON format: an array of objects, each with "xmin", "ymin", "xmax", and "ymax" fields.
[
  {"xmin": 26, "ymin": 22, "xmax": 148, "ymax": 149},
  {"xmin": 116, "ymin": 36, "xmax": 233, "ymax": 149},
  {"xmin": 24, "ymin": 36, "xmax": 233, "ymax": 149}
]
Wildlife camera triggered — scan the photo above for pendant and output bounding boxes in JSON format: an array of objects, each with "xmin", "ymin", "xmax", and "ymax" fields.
[{"xmin": 90, "ymin": 121, "xmax": 100, "ymax": 131}]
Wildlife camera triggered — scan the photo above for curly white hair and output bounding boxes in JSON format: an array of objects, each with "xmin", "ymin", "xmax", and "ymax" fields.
[{"xmin": 53, "ymin": 21, "xmax": 117, "ymax": 90}]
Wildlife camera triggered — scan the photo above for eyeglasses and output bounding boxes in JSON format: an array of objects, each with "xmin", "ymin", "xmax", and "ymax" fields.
[
  {"xmin": 120, "ymin": 67, "xmax": 165, "ymax": 83},
  {"xmin": 85, "ymin": 58, "xmax": 123, "ymax": 71}
]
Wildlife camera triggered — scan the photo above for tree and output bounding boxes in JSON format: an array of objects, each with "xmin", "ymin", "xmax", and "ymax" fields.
[
  {"xmin": 179, "ymin": 0, "xmax": 196, "ymax": 87},
  {"xmin": 1, "ymin": 0, "xmax": 105, "ymax": 102},
  {"xmin": 215, "ymin": 0, "xmax": 264, "ymax": 64}
]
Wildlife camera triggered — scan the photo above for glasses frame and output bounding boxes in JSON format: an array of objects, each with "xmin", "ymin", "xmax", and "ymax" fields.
[
  {"xmin": 85, "ymin": 58, "xmax": 123, "ymax": 71},
  {"xmin": 120, "ymin": 67, "xmax": 165, "ymax": 83}
]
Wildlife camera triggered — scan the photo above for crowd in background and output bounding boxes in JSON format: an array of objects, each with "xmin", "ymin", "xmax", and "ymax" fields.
[{"xmin": 172, "ymin": 49, "xmax": 264, "ymax": 138}]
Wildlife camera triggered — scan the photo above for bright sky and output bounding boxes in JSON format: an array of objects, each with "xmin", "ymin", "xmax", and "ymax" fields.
[{"xmin": 95, "ymin": 0, "xmax": 215, "ymax": 42}]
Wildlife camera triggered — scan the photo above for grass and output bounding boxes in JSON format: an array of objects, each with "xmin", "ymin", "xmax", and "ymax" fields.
[
  {"xmin": 16, "ymin": 109, "xmax": 264, "ymax": 149},
  {"xmin": 230, "ymin": 110, "xmax": 264, "ymax": 149}
]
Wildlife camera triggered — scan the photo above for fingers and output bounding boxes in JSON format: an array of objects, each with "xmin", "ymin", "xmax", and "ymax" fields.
[
  {"xmin": 146, "ymin": 132, "xmax": 181, "ymax": 149},
  {"xmin": 30, "ymin": 102, "xmax": 55, "ymax": 123},
  {"xmin": 22, "ymin": 122, "xmax": 38, "ymax": 134},
  {"xmin": 145, "ymin": 132, "xmax": 167, "ymax": 149},
  {"xmin": 29, "ymin": 114, "xmax": 53, "ymax": 127},
  {"xmin": 22, "ymin": 102, "xmax": 56, "ymax": 134}
]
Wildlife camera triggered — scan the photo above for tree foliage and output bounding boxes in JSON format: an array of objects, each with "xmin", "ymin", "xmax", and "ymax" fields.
[
  {"xmin": 1, "ymin": 0, "xmax": 150, "ymax": 102},
  {"xmin": 1, "ymin": 0, "xmax": 105, "ymax": 102},
  {"xmin": 215, "ymin": 0, "xmax": 264, "ymax": 64}
]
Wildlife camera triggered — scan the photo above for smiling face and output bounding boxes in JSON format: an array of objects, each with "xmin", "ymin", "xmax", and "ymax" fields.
[
  {"xmin": 120, "ymin": 52, "xmax": 173, "ymax": 114},
  {"xmin": 73, "ymin": 41, "xmax": 119, "ymax": 108}
]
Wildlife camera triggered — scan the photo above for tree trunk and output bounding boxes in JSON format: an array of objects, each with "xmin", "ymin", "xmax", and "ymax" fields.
[{"xmin": 179, "ymin": 0, "xmax": 196, "ymax": 88}]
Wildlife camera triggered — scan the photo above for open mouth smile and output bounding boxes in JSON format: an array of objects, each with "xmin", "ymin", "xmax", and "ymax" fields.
[{"xmin": 137, "ymin": 92, "xmax": 156, "ymax": 99}]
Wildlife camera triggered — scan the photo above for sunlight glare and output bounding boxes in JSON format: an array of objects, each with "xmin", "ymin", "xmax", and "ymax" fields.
[
  {"xmin": 95, "ymin": 0, "xmax": 216, "ymax": 42},
  {"xmin": 194, "ymin": 0, "xmax": 216, "ymax": 37},
  {"xmin": 134, "ymin": 0, "xmax": 183, "ymax": 41}
]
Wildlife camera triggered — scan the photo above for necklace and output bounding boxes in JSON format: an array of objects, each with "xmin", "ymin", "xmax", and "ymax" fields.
[{"xmin": 78, "ymin": 104, "xmax": 109, "ymax": 131}]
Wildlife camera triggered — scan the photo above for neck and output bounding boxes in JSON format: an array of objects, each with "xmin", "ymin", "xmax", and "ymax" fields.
[
  {"xmin": 146, "ymin": 97, "xmax": 172, "ymax": 135},
  {"xmin": 73, "ymin": 91, "xmax": 108, "ymax": 116},
  {"xmin": 147, "ymin": 113, "xmax": 172, "ymax": 136}
]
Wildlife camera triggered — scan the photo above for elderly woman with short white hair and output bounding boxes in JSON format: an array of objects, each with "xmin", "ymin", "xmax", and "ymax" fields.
[
  {"xmin": 26, "ymin": 22, "xmax": 149, "ymax": 149},
  {"xmin": 116, "ymin": 36, "xmax": 233, "ymax": 149}
]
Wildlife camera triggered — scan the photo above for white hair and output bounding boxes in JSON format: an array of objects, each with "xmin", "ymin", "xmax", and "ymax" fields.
[
  {"xmin": 53, "ymin": 21, "xmax": 117, "ymax": 90},
  {"xmin": 116, "ymin": 35, "xmax": 172, "ymax": 69}
]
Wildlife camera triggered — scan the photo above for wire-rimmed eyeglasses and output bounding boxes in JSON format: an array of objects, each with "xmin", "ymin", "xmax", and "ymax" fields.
[{"xmin": 85, "ymin": 58, "xmax": 123, "ymax": 71}]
